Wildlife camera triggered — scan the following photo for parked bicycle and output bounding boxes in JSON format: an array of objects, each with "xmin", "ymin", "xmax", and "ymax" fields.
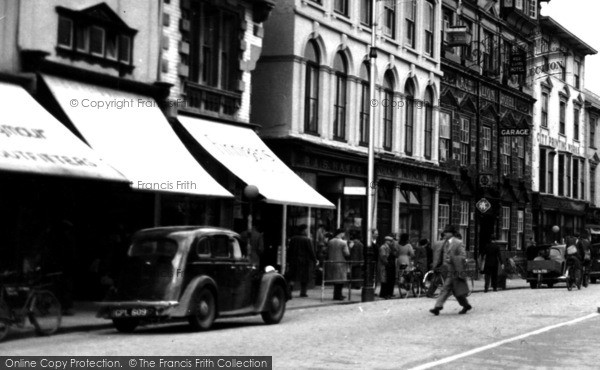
[{"xmin": 0, "ymin": 271, "xmax": 62, "ymax": 341}]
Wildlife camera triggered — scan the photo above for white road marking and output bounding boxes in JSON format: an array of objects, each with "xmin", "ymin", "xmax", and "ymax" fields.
[{"xmin": 409, "ymin": 312, "xmax": 599, "ymax": 370}]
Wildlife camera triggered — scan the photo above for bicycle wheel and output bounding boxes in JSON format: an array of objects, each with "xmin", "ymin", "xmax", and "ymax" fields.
[
  {"xmin": 411, "ymin": 273, "xmax": 422, "ymax": 298},
  {"xmin": 29, "ymin": 290, "xmax": 62, "ymax": 336},
  {"xmin": 0, "ymin": 319, "xmax": 9, "ymax": 342}
]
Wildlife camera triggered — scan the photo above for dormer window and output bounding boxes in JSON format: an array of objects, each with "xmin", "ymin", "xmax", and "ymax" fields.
[{"xmin": 56, "ymin": 4, "xmax": 136, "ymax": 74}]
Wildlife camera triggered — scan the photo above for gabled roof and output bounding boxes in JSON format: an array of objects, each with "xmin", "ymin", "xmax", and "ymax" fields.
[{"xmin": 539, "ymin": 16, "xmax": 597, "ymax": 56}]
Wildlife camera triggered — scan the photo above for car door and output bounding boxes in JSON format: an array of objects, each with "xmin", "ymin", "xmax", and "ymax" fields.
[
  {"xmin": 210, "ymin": 234, "xmax": 236, "ymax": 312},
  {"xmin": 229, "ymin": 236, "xmax": 260, "ymax": 310}
]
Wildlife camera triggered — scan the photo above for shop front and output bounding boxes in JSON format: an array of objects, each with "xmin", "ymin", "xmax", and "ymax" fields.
[
  {"xmin": 376, "ymin": 160, "xmax": 442, "ymax": 245},
  {"xmin": 533, "ymin": 193, "xmax": 587, "ymax": 243}
]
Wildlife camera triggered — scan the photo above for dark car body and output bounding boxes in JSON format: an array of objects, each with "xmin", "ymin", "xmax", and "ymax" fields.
[
  {"xmin": 526, "ymin": 244, "xmax": 567, "ymax": 288},
  {"xmin": 97, "ymin": 226, "xmax": 288, "ymax": 332},
  {"xmin": 585, "ymin": 225, "xmax": 600, "ymax": 283}
]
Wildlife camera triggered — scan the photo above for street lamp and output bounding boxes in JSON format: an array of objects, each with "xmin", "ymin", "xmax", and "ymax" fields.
[{"xmin": 362, "ymin": 0, "xmax": 378, "ymax": 303}]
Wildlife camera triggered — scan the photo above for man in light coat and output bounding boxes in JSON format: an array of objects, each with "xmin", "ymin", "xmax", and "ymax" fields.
[
  {"xmin": 430, "ymin": 225, "xmax": 472, "ymax": 315},
  {"xmin": 325, "ymin": 229, "xmax": 350, "ymax": 300}
]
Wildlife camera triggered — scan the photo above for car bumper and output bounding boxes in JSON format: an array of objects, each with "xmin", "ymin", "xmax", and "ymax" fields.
[{"xmin": 96, "ymin": 301, "xmax": 179, "ymax": 319}]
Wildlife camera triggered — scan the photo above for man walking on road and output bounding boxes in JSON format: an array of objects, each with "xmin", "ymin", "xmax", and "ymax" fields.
[
  {"xmin": 430, "ymin": 225, "xmax": 472, "ymax": 315},
  {"xmin": 482, "ymin": 236, "xmax": 503, "ymax": 292}
]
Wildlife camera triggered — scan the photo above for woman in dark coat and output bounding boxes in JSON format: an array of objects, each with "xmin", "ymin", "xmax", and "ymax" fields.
[
  {"xmin": 287, "ymin": 224, "xmax": 316, "ymax": 297},
  {"xmin": 348, "ymin": 229, "xmax": 364, "ymax": 289},
  {"xmin": 483, "ymin": 236, "xmax": 503, "ymax": 292}
]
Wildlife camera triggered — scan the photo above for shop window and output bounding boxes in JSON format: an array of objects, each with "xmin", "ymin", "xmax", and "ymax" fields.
[
  {"xmin": 482, "ymin": 126, "xmax": 491, "ymax": 169},
  {"xmin": 460, "ymin": 117, "xmax": 470, "ymax": 166},
  {"xmin": 404, "ymin": 0, "xmax": 416, "ymax": 48},
  {"xmin": 304, "ymin": 40, "xmax": 320, "ymax": 134},
  {"xmin": 383, "ymin": 72, "xmax": 394, "ymax": 151},
  {"xmin": 501, "ymin": 206, "xmax": 510, "ymax": 242},
  {"xmin": 333, "ymin": 53, "xmax": 348, "ymax": 140},
  {"xmin": 405, "ymin": 79, "xmax": 415, "ymax": 156},
  {"xmin": 439, "ymin": 111, "xmax": 451, "ymax": 162},
  {"xmin": 56, "ymin": 4, "xmax": 135, "ymax": 73}
]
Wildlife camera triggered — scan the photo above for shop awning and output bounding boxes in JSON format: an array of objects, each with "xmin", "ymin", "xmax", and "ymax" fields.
[
  {"xmin": 42, "ymin": 75, "xmax": 232, "ymax": 197},
  {"xmin": 0, "ymin": 81, "xmax": 126, "ymax": 181},
  {"xmin": 178, "ymin": 116, "xmax": 335, "ymax": 209}
]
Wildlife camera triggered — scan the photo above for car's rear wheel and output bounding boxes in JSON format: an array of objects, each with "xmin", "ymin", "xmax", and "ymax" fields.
[
  {"xmin": 188, "ymin": 288, "xmax": 216, "ymax": 331},
  {"xmin": 112, "ymin": 318, "xmax": 139, "ymax": 333},
  {"xmin": 261, "ymin": 284, "xmax": 286, "ymax": 325}
]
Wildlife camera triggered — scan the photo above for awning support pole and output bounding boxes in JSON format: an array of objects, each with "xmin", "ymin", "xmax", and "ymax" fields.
[{"xmin": 281, "ymin": 204, "xmax": 287, "ymax": 275}]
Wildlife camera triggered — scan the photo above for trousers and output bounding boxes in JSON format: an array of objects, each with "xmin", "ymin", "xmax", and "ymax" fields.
[{"xmin": 435, "ymin": 276, "xmax": 470, "ymax": 309}]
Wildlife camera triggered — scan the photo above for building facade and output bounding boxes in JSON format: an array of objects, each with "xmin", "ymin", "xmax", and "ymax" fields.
[
  {"xmin": 253, "ymin": 0, "xmax": 446, "ymax": 245},
  {"xmin": 530, "ymin": 16, "xmax": 597, "ymax": 243},
  {"xmin": 439, "ymin": 0, "xmax": 539, "ymax": 254},
  {"xmin": 584, "ymin": 89, "xmax": 600, "ymax": 224}
]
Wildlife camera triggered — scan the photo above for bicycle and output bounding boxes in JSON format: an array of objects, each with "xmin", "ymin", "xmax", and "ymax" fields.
[
  {"xmin": 397, "ymin": 264, "xmax": 412, "ymax": 299},
  {"xmin": 410, "ymin": 266, "xmax": 425, "ymax": 298},
  {"xmin": 0, "ymin": 271, "xmax": 62, "ymax": 342},
  {"xmin": 423, "ymin": 269, "xmax": 444, "ymax": 298}
]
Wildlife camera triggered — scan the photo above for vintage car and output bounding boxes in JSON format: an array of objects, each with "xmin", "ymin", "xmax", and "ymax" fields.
[
  {"xmin": 97, "ymin": 226, "xmax": 288, "ymax": 332},
  {"xmin": 585, "ymin": 225, "xmax": 600, "ymax": 283},
  {"xmin": 526, "ymin": 244, "xmax": 567, "ymax": 289}
]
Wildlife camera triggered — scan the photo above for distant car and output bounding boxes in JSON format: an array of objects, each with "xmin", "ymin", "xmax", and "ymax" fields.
[
  {"xmin": 526, "ymin": 244, "xmax": 567, "ymax": 289},
  {"xmin": 97, "ymin": 226, "xmax": 288, "ymax": 332}
]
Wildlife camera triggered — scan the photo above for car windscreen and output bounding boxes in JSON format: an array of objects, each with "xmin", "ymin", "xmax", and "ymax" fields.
[{"xmin": 129, "ymin": 238, "xmax": 178, "ymax": 258}]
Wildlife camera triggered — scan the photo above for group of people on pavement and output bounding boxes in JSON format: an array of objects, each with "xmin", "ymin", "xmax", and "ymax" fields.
[{"xmin": 286, "ymin": 225, "xmax": 364, "ymax": 300}]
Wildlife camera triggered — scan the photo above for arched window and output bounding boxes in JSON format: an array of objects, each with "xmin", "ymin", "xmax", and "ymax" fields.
[
  {"xmin": 424, "ymin": 87, "xmax": 434, "ymax": 159},
  {"xmin": 404, "ymin": 79, "xmax": 415, "ymax": 156},
  {"xmin": 304, "ymin": 40, "xmax": 320, "ymax": 134},
  {"xmin": 359, "ymin": 63, "xmax": 370, "ymax": 145},
  {"xmin": 383, "ymin": 71, "xmax": 394, "ymax": 151},
  {"xmin": 333, "ymin": 53, "xmax": 348, "ymax": 139}
]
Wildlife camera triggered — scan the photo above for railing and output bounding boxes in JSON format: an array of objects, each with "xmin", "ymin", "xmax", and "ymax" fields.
[
  {"xmin": 320, "ymin": 260, "xmax": 376, "ymax": 302},
  {"xmin": 184, "ymin": 82, "xmax": 241, "ymax": 116}
]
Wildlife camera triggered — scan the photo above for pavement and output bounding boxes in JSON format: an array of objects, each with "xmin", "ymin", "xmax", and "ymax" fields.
[{"xmin": 55, "ymin": 276, "xmax": 531, "ymax": 333}]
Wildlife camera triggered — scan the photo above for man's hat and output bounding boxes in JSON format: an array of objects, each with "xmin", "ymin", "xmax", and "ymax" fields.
[
  {"xmin": 384, "ymin": 235, "xmax": 394, "ymax": 241},
  {"xmin": 442, "ymin": 224, "xmax": 457, "ymax": 234}
]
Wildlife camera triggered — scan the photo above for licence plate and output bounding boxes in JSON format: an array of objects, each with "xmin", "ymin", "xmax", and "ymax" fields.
[
  {"xmin": 111, "ymin": 308, "xmax": 152, "ymax": 318},
  {"xmin": 533, "ymin": 269, "xmax": 548, "ymax": 273}
]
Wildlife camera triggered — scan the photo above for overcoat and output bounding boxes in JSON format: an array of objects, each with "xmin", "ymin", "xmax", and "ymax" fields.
[{"xmin": 325, "ymin": 237, "xmax": 350, "ymax": 282}]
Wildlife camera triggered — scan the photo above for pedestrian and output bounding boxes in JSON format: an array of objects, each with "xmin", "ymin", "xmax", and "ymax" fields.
[
  {"xmin": 286, "ymin": 224, "xmax": 317, "ymax": 298},
  {"xmin": 396, "ymin": 233, "xmax": 414, "ymax": 297},
  {"xmin": 240, "ymin": 222, "xmax": 264, "ymax": 267},
  {"xmin": 378, "ymin": 235, "xmax": 395, "ymax": 299},
  {"xmin": 430, "ymin": 225, "xmax": 472, "ymax": 315},
  {"xmin": 578, "ymin": 229, "xmax": 591, "ymax": 287},
  {"xmin": 348, "ymin": 228, "xmax": 364, "ymax": 289},
  {"xmin": 325, "ymin": 229, "xmax": 350, "ymax": 300},
  {"xmin": 426, "ymin": 234, "xmax": 445, "ymax": 298},
  {"xmin": 482, "ymin": 235, "xmax": 503, "ymax": 292},
  {"xmin": 370, "ymin": 229, "xmax": 379, "ymax": 287}
]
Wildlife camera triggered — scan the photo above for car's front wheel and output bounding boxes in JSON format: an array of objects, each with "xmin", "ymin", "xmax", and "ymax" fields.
[
  {"xmin": 188, "ymin": 288, "xmax": 216, "ymax": 331},
  {"xmin": 261, "ymin": 284, "xmax": 286, "ymax": 325},
  {"xmin": 112, "ymin": 318, "xmax": 139, "ymax": 333}
]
